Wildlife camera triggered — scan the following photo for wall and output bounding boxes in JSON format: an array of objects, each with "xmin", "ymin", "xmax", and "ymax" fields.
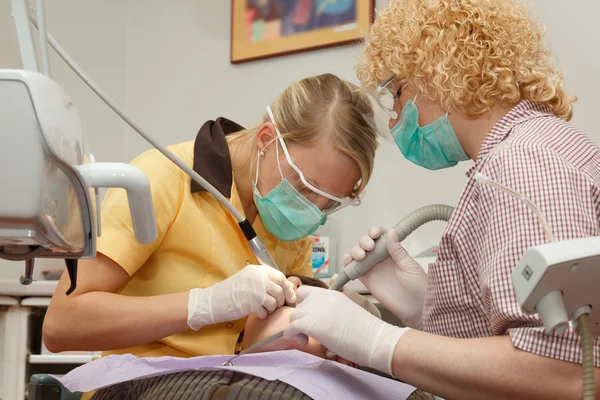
[
  {"xmin": 1, "ymin": 0, "xmax": 599, "ymax": 278},
  {"xmin": 0, "ymin": 0, "xmax": 128, "ymax": 279},
  {"xmin": 122, "ymin": 0, "xmax": 600, "ymax": 270},
  {"xmin": 533, "ymin": 0, "xmax": 600, "ymax": 137}
]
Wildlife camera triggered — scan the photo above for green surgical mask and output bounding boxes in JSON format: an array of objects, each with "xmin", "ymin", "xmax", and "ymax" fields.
[
  {"xmin": 252, "ymin": 139, "xmax": 326, "ymax": 242},
  {"xmin": 392, "ymin": 98, "xmax": 469, "ymax": 170},
  {"xmin": 253, "ymin": 181, "xmax": 326, "ymax": 242}
]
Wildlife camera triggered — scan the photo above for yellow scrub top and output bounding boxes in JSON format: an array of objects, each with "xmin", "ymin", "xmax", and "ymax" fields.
[{"xmin": 96, "ymin": 118, "xmax": 313, "ymax": 360}]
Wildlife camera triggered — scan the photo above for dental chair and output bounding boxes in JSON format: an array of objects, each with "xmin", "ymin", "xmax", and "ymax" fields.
[{"xmin": 27, "ymin": 374, "xmax": 82, "ymax": 400}]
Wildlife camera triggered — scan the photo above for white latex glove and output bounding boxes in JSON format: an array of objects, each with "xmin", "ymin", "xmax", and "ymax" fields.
[
  {"xmin": 344, "ymin": 227, "xmax": 427, "ymax": 329},
  {"xmin": 284, "ymin": 286, "xmax": 409, "ymax": 376},
  {"xmin": 187, "ymin": 264, "xmax": 296, "ymax": 330},
  {"xmin": 325, "ymin": 274, "xmax": 382, "ymax": 360},
  {"xmin": 329, "ymin": 274, "xmax": 381, "ymax": 319}
]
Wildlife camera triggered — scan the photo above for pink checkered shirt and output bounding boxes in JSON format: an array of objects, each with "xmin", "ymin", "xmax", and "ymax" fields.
[{"xmin": 422, "ymin": 99, "xmax": 600, "ymax": 366}]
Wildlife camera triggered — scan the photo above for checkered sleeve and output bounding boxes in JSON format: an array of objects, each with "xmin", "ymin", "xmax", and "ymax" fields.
[{"xmin": 478, "ymin": 143, "xmax": 600, "ymax": 366}]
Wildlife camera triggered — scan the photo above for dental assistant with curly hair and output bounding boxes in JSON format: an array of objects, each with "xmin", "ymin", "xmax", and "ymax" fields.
[{"xmin": 282, "ymin": 1, "xmax": 600, "ymax": 399}]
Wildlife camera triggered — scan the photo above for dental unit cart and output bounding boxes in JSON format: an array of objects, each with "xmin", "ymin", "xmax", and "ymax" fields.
[{"xmin": 0, "ymin": 279, "xmax": 91, "ymax": 400}]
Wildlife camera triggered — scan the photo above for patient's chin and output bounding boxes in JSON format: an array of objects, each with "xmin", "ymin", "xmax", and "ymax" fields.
[
  {"xmin": 256, "ymin": 337, "xmax": 327, "ymax": 358},
  {"xmin": 335, "ymin": 357, "xmax": 358, "ymax": 368},
  {"xmin": 243, "ymin": 306, "xmax": 337, "ymax": 362},
  {"xmin": 244, "ymin": 336, "xmax": 356, "ymax": 368}
]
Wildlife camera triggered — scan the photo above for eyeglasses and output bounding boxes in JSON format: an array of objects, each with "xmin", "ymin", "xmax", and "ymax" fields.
[
  {"xmin": 265, "ymin": 105, "xmax": 362, "ymax": 215},
  {"xmin": 374, "ymin": 74, "xmax": 400, "ymax": 120}
]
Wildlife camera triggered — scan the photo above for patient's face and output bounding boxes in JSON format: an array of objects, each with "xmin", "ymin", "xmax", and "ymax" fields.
[
  {"xmin": 242, "ymin": 277, "xmax": 355, "ymax": 367},
  {"xmin": 243, "ymin": 305, "xmax": 327, "ymax": 357}
]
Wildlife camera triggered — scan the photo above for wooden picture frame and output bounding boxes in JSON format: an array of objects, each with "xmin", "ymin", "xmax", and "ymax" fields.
[{"xmin": 231, "ymin": 0, "xmax": 375, "ymax": 64}]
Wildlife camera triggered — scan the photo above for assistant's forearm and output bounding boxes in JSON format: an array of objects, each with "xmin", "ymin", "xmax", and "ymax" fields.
[
  {"xmin": 44, "ymin": 291, "xmax": 190, "ymax": 352},
  {"xmin": 393, "ymin": 330, "xmax": 588, "ymax": 400}
]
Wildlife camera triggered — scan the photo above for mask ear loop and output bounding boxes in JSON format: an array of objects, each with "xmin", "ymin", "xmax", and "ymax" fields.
[
  {"xmin": 254, "ymin": 149, "xmax": 261, "ymax": 185},
  {"xmin": 275, "ymin": 135, "xmax": 285, "ymax": 180},
  {"xmin": 254, "ymin": 137, "xmax": 278, "ymax": 189}
]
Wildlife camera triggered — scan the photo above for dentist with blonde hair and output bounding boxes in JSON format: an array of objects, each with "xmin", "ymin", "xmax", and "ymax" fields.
[{"xmin": 44, "ymin": 73, "xmax": 379, "ymax": 373}]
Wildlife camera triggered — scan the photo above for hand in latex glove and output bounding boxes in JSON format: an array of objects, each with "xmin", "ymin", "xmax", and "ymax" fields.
[
  {"xmin": 187, "ymin": 265, "xmax": 296, "ymax": 330},
  {"xmin": 329, "ymin": 274, "xmax": 381, "ymax": 319},
  {"xmin": 284, "ymin": 286, "xmax": 409, "ymax": 376},
  {"xmin": 325, "ymin": 274, "xmax": 382, "ymax": 360},
  {"xmin": 344, "ymin": 227, "xmax": 427, "ymax": 329}
]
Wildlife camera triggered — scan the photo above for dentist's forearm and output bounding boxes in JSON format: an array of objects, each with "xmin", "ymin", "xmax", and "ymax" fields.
[
  {"xmin": 392, "ymin": 330, "xmax": 593, "ymax": 400},
  {"xmin": 44, "ymin": 288, "xmax": 190, "ymax": 352}
]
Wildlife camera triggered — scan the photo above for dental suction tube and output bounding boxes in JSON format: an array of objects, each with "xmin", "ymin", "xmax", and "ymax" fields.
[
  {"xmin": 29, "ymin": 15, "xmax": 281, "ymax": 272},
  {"xmin": 329, "ymin": 204, "xmax": 455, "ymax": 291}
]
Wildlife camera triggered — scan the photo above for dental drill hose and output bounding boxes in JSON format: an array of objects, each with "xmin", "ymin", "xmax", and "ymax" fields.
[
  {"xmin": 329, "ymin": 204, "xmax": 454, "ymax": 291},
  {"xmin": 576, "ymin": 308, "xmax": 595, "ymax": 400}
]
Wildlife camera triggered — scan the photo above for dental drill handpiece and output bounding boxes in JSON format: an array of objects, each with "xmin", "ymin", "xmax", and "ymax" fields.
[
  {"xmin": 238, "ymin": 220, "xmax": 280, "ymax": 271},
  {"xmin": 329, "ymin": 205, "xmax": 455, "ymax": 291},
  {"xmin": 238, "ymin": 219, "xmax": 301, "ymax": 308}
]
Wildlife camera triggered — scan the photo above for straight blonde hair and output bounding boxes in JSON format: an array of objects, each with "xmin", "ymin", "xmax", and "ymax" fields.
[{"xmin": 229, "ymin": 73, "xmax": 378, "ymax": 197}]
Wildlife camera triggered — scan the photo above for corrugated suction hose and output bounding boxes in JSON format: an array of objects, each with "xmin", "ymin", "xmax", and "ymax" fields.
[
  {"xmin": 578, "ymin": 312, "xmax": 595, "ymax": 400},
  {"xmin": 330, "ymin": 204, "xmax": 454, "ymax": 291}
]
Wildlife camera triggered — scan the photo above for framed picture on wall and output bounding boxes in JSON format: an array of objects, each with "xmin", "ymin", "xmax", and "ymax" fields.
[{"xmin": 231, "ymin": 0, "xmax": 375, "ymax": 64}]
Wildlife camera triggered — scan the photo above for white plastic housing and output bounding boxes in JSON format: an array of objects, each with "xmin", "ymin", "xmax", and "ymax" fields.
[
  {"xmin": 512, "ymin": 236, "xmax": 600, "ymax": 335},
  {"xmin": 0, "ymin": 69, "xmax": 91, "ymax": 257},
  {"xmin": 0, "ymin": 69, "xmax": 157, "ymax": 260},
  {"xmin": 76, "ymin": 163, "xmax": 156, "ymax": 244}
]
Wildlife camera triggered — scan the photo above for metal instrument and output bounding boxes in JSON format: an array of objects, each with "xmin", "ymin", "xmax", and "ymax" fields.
[{"xmin": 222, "ymin": 330, "xmax": 285, "ymax": 366}]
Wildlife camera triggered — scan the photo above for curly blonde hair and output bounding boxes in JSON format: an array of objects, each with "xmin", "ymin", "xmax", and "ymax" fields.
[{"xmin": 356, "ymin": 0, "xmax": 576, "ymax": 121}]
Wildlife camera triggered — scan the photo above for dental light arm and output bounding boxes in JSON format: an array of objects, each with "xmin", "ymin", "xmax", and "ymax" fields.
[
  {"xmin": 29, "ymin": 14, "xmax": 243, "ymax": 223},
  {"xmin": 34, "ymin": 0, "xmax": 49, "ymax": 76},
  {"xmin": 0, "ymin": 69, "xmax": 158, "ymax": 293},
  {"xmin": 26, "ymin": 5, "xmax": 279, "ymax": 271},
  {"xmin": 474, "ymin": 172, "xmax": 596, "ymax": 400},
  {"xmin": 329, "ymin": 204, "xmax": 455, "ymax": 291},
  {"xmin": 1, "ymin": 0, "xmax": 159, "ymax": 294},
  {"xmin": 11, "ymin": 0, "xmax": 37, "ymax": 71},
  {"xmin": 76, "ymin": 163, "xmax": 156, "ymax": 245}
]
